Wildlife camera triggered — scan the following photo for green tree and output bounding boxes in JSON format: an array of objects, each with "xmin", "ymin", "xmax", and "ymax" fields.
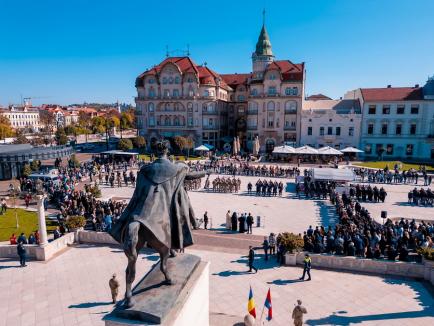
[
  {"xmin": 68, "ymin": 154, "xmax": 80, "ymax": 168},
  {"xmin": 0, "ymin": 116, "xmax": 14, "ymax": 139},
  {"xmin": 117, "ymin": 138, "xmax": 133, "ymax": 151},
  {"xmin": 22, "ymin": 163, "xmax": 32, "ymax": 177},
  {"xmin": 133, "ymin": 136, "xmax": 146, "ymax": 150},
  {"xmin": 91, "ymin": 116, "xmax": 106, "ymax": 134},
  {"xmin": 14, "ymin": 134, "xmax": 29, "ymax": 144},
  {"xmin": 30, "ymin": 160, "xmax": 41, "ymax": 171},
  {"xmin": 55, "ymin": 128, "xmax": 68, "ymax": 145},
  {"xmin": 185, "ymin": 136, "xmax": 194, "ymax": 159},
  {"xmin": 173, "ymin": 136, "xmax": 187, "ymax": 154}
]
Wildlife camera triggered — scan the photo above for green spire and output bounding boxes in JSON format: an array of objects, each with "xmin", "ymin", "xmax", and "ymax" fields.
[{"xmin": 255, "ymin": 13, "xmax": 273, "ymax": 56}]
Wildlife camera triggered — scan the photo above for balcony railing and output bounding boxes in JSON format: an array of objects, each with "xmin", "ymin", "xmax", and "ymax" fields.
[
  {"xmin": 247, "ymin": 125, "xmax": 258, "ymax": 130},
  {"xmin": 202, "ymin": 110, "xmax": 218, "ymax": 115},
  {"xmin": 284, "ymin": 125, "xmax": 296, "ymax": 130},
  {"xmin": 284, "ymin": 108, "xmax": 297, "ymax": 114},
  {"xmin": 203, "ymin": 125, "xmax": 219, "ymax": 130}
]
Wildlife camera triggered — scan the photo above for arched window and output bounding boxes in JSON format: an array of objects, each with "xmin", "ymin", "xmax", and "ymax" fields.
[
  {"xmin": 238, "ymin": 95, "xmax": 245, "ymax": 101},
  {"xmin": 148, "ymin": 103, "xmax": 154, "ymax": 112},
  {"xmin": 267, "ymin": 101, "xmax": 275, "ymax": 111},
  {"xmin": 165, "ymin": 103, "xmax": 170, "ymax": 111},
  {"xmin": 174, "ymin": 116, "xmax": 180, "ymax": 126},
  {"xmin": 162, "ymin": 77, "xmax": 168, "ymax": 84},
  {"xmin": 207, "ymin": 103, "xmax": 215, "ymax": 112},
  {"xmin": 174, "ymin": 76, "xmax": 180, "ymax": 84},
  {"xmin": 285, "ymin": 101, "xmax": 297, "ymax": 113},
  {"xmin": 164, "ymin": 117, "xmax": 171, "ymax": 126},
  {"xmin": 251, "ymin": 88, "xmax": 258, "ymax": 96}
]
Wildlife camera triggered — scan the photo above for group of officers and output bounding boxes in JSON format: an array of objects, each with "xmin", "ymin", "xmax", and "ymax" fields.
[
  {"xmin": 204, "ymin": 176, "xmax": 242, "ymax": 193},
  {"xmin": 348, "ymin": 184, "xmax": 387, "ymax": 203},
  {"xmin": 247, "ymin": 179, "xmax": 285, "ymax": 196}
]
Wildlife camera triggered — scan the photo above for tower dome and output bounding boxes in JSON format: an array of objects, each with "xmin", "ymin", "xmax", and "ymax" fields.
[
  {"xmin": 423, "ymin": 75, "xmax": 434, "ymax": 99},
  {"xmin": 255, "ymin": 25, "xmax": 273, "ymax": 56}
]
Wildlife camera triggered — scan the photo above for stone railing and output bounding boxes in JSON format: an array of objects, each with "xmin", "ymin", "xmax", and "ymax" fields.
[
  {"xmin": 76, "ymin": 230, "xmax": 118, "ymax": 245},
  {"xmin": 284, "ymin": 252, "xmax": 434, "ymax": 285}
]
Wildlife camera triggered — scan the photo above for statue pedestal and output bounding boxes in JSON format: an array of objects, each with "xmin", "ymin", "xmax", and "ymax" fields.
[{"xmin": 105, "ymin": 254, "xmax": 209, "ymax": 326}]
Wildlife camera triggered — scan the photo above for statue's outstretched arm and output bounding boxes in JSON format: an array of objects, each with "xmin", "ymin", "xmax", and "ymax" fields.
[{"xmin": 185, "ymin": 171, "xmax": 206, "ymax": 180}]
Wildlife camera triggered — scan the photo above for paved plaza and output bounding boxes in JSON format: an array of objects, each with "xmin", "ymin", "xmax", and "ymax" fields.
[
  {"xmin": 100, "ymin": 174, "xmax": 434, "ymax": 236},
  {"xmin": 0, "ymin": 245, "xmax": 433, "ymax": 326}
]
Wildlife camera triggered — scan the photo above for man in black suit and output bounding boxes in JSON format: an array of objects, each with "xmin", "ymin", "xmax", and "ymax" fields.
[{"xmin": 248, "ymin": 246, "xmax": 258, "ymax": 273}]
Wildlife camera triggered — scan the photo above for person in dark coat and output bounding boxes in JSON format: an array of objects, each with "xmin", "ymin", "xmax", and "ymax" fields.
[
  {"xmin": 238, "ymin": 214, "xmax": 246, "ymax": 233},
  {"xmin": 17, "ymin": 242, "xmax": 27, "ymax": 267},
  {"xmin": 203, "ymin": 211, "xmax": 209, "ymax": 230},
  {"xmin": 246, "ymin": 213, "xmax": 254, "ymax": 234},
  {"xmin": 248, "ymin": 246, "xmax": 258, "ymax": 273},
  {"xmin": 231, "ymin": 212, "xmax": 238, "ymax": 232}
]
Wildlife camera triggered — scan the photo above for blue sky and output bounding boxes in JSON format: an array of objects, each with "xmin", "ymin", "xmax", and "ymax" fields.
[{"xmin": 1, "ymin": 0, "xmax": 433, "ymax": 106}]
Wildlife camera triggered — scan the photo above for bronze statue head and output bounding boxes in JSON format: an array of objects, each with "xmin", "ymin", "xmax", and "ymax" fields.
[{"xmin": 154, "ymin": 140, "xmax": 170, "ymax": 158}]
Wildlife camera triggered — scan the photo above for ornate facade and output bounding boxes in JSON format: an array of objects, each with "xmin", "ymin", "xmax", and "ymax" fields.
[{"xmin": 135, "ymin": 22, "xmax": 305, "ymax": 152}]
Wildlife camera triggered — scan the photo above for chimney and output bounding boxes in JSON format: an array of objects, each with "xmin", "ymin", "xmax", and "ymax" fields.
[
  {"xmin": 415, "ymin": 84, "xmax": 419, "ymax": 88},
  {"xmin": 387, "ymin": 85, "xmax": 391, "ymax": 88}
]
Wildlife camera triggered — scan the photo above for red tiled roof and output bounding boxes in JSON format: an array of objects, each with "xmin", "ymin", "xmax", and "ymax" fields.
[
  {"xmin": 137, "ymin": 56, "xmax": 231, "ymax": 90},
  {"xmin": 360, "ymin": 87, "xmax": 423, "ymax": 101},
  {"xmin": 267, "ymin": 60, "xmax": 304, "ymax": 81},
  {"xmin": 306, "ymin": 94, "xmax": 332, "ymax": 101},
  {"xmin": 220, "ymin": 73, "xmax": 250, "ymax": 87}
]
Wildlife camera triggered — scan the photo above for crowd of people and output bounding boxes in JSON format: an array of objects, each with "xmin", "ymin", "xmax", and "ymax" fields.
[
  {"xmin": 353, "ymin": 167, "xmax": 432, "ymax": 186},
  {"xmin": 408, "ymin": 188, "xmax": 434, "ymax": 206},
  {"xmin": 302, "ymin": 189, "xmax": 434, "ymax": 260}
]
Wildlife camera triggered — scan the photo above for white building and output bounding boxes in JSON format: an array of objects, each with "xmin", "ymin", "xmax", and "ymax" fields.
[
  {"xmin": 345, "ymin": 77, "xmax": 434, "ymax": 161},
  {"xmin": 300, "ymin": 99, "xmax": 362, "ymax": 149},
  {"xmin": 0, "ymin": 106, "xmax": 41, "ymax": 132}
]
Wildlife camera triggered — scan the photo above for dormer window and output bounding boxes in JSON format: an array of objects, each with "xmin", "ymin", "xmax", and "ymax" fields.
[
  {"xmin": 162, "ymin": 77, "xmax": 168, "ymax": 84},
  {"xmin": 148, "ymin": 78, "xmax": 155, "ymax": 84},
  {"xmin": 251, "ymin": 89, "xmax": 258, "ymax": 96},
  {"xmin": 168, "ymin": 77, "xmax": 174, "ymax": 84},
  {"xmin": 269, "ymin": 74, "xmax": 276, "ymax": 80},
  {"xmin": 175, "ymin": 76, "xmax": 180, "ymax": 84}
]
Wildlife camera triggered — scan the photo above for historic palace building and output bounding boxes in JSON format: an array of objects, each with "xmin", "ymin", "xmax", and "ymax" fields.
[{"xmin": 135, "ymin": 22, "xmax": 305, "ymax": 153}]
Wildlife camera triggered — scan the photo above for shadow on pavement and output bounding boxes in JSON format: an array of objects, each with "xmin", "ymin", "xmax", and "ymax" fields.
[
  {"xmin": 305, "ymin": 277, "xmax": 434, "ymax": 325},
  {"xmin": 267, "ymin": 279, "xmax": 304, "ymax": 286},
  {"xmin": 69, "ymin": 301, "xmax": 113, "ymax": 309}
]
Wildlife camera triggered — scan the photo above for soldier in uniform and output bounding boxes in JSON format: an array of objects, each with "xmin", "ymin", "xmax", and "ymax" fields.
[
  {"xmin": 292, "ymin": 299, "xmax": 307, "ymax": 326},
  {"xmin": 109, "ymin": 274, "xmax": 120, "ymax": 304}
]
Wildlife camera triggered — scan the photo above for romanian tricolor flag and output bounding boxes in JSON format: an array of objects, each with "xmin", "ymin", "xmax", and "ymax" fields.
[
  {"xmin": 264, "ymin": 288, "xmax": 272, "ymax": 321},
  {"xmin": 247, "ymin": 286, "xmax": 256, "ymax": 318}
]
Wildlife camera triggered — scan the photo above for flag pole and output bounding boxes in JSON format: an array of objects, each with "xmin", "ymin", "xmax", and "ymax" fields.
[{"xmin": 258, "ymin": 305, "xmax": 265, "ymax": 325}]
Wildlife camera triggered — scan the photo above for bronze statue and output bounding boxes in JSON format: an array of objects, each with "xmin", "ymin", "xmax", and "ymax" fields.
[{"xmin": 109, "ymin": 140, "xmax": 205, "ymax": 308}]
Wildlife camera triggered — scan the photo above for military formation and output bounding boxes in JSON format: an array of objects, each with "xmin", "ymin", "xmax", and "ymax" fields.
[
  {"xmin": 204, "ymin": 176, "xmax": 242, "ymax": 193},
  {"xmin": 249, "ymin": 179, "xmax": 285, "ymax": 196},
  {"xmin": 184, "ymin": 178, "xmax": 202, "ymax": 191}
]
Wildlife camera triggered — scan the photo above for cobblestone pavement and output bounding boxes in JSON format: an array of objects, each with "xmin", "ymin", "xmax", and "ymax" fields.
[{"xmin": 0, "ymin": 245, "xmax": 433, "ymax": 326}]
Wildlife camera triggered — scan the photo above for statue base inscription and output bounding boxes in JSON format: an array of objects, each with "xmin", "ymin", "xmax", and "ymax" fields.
[{"xmin": 105, "ymin": 254, "xmax": 209, "ymax": 326}]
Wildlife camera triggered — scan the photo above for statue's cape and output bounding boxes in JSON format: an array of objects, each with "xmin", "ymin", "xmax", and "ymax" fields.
[
  {"xmin": 143, "ymin": 158, "xmax": 178, "ymax": 184},
  {"xmin": 109, "ymin": 159, "xmax": 196, "ymax": 250}
]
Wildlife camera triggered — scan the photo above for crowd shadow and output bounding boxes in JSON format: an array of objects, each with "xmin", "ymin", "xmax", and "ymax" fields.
[
  {"xmin": 313, "ymin": 200, "xmax": 337, "ymax": 229},
  {"xmin": 393, "ymin": 202, "xmax": 433, "ymax": 208},
  {"xmin": 69, "ymin": 301, "xmax": 113, "ymax": 309},
  {"xmin": 305, "ymin": 277, "xmax": 434, "ymax": 325}
]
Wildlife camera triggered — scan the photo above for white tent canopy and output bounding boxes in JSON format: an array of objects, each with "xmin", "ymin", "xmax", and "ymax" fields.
[
  {"xmin": 272, "ymin": 145, "xmax": 295, "ymax": 154},
  {"xmin": 294, "ymin": 145, "xmax": 319, "ymax": 154},
  {"xmin": 341, "ymin": 146, "xmax": 364, "ymax": 153},
  {"xmin": 194, "ymin": 145, "xmax": 210, "ymax": 151},
  {"xmin": 318, "ymin": 146, "xmax": 343, "ymax": 155},
  {"xmin": 311, "ymin": 168, "xmax": 355, "ymax": 182}
]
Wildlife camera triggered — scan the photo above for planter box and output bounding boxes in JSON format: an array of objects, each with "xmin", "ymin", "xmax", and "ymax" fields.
[
  {"xmin": 423, "ymin": 258, "xmax": 434, "ymax": 285},
  {"xmin": 284, "ymin": 253, "xmax": 297, "ymax": 266}
]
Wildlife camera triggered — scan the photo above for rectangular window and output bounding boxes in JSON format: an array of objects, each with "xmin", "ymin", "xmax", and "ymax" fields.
[
  {"xmin": 349, "ymin": 127, "xmax": 354, "ymax": 136},
  {"xmin": 397, "ymin": 105, "xmax": 405, "ymax": 114},
  {"xmin": 327, "ymin": 127, "xmax": 333, "ymax": 135},
  {"xmin": 368, "ymin": 105, "xmax": 376, "ymax": 114},
  {"xmin": 307, "ymin": 127, "xmax": 312, "ymax": 136},
  {"xmin": 173, "ymin": 89, "xmax": 179, "ymax": 97},
  {"xmin": 396, "ymin": 124, "xmax": 402, "ymax": 135},
  {"xmin": 367, "ymin": 123, "xmax": 374, "ymax": 135},
  {"xmin": 268, "ymin": 87, "xmax": 276, "ymax": 96},
  {"xmin": 410, "ymin": 123, "xmax": 417, "ymax": 135},
  {"xmin": 376, "ymin": 144, "xmax": 384, "ymax": 155},
  {"xmin": 336, "ymin": 127, "xmax": 341, "ymax": 136},
  {"xmin": 382, "ymin": 105, "xmax": 390, "ymax": 114},
  {"xmin": 386, "ymin": 144, "xmax": 394, "ymax": 155},
  {"xmin": 381, "ymin": 123, "xmax": 388, "ymax": 135},
  {"xmin": 406, "ymin": 144, "xmax": 414, "ymax": 156},
  {"xmin": 320, "ymin": 127, "xmax": 324, "ymax": 136},
  {"xmin": 411, "ymin": 105, "xmax": 419, "ymax": 114}
]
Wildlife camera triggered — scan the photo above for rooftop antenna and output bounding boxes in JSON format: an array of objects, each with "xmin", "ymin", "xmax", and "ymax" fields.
[
  {"xmin": 165, "ymin": 45, "xmax": 169, "ymax": 58},
  {"xmin": 262, "ymin": 8, "xmax": 266, "ymax": 26},
  {"xmin": 186, "ymin": 44, "xmax": 190, "ymax": 57}
]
